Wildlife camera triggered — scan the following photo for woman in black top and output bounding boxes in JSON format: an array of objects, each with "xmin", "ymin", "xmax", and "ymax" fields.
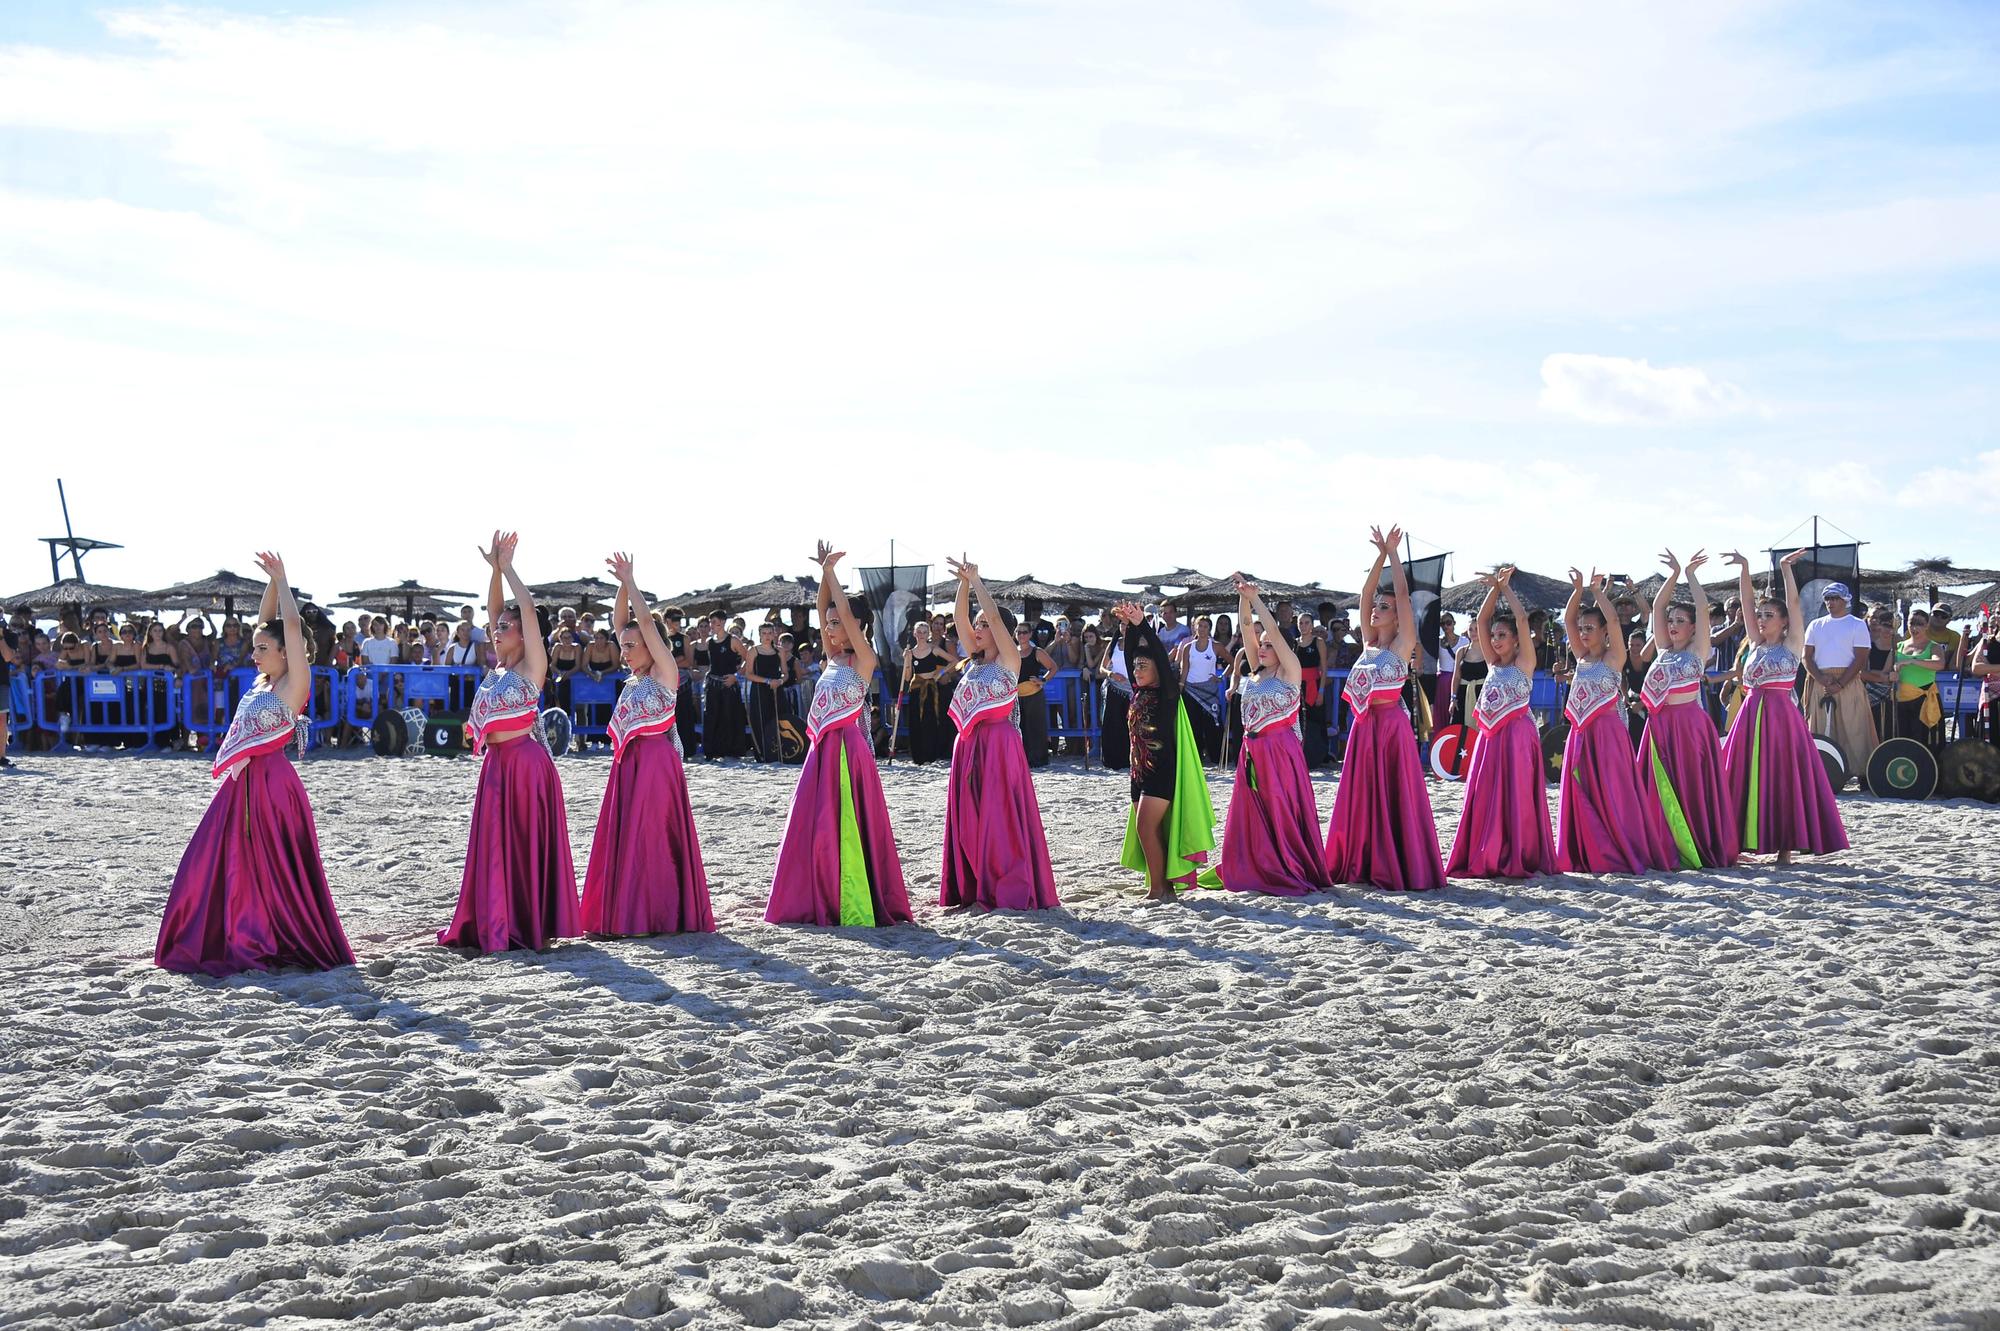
[
  {"xmin": 1014, "ymin": 620, "xmax": 1057, "ymax": 768},
  {"xmin": 900, "ymin": 622, "xmax": 951, "ymax": 764},
  {"xmin": 747, "ymin": 622, "xmax": 786, "ymax": 760},
  {"xmin": 1293, "ymin": 622, "xmax": 1328, "ymax": 766},
  {"xmin": 141, "ymin": 621, "xmax": 180, "ymax": 748},
  {"xmin": 700, "ymin": 614, "xmax": 749, "ymax": 759}
]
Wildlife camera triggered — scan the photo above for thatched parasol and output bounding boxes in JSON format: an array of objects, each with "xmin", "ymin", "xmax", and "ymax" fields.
[
  {"xmin": 1174, "ymin": 572, "xmax": 1355, "ymax": 612},
  {"xmin": 336, "ymin": 579, "xmax": 475, "ymax": 621},
  {"xmin": 1121, "ymin": 567, "xmax": 1211, "ymax": 592},
  {"xmin": 143, "ymin": 569, "xmax": 269, "ymax": 619},
  {"xmin": 1440, "ymin": 569, "xmax": 1580, "ymax": 614},
  {"xmin": 2, "ymin": 578, "xmax": 152, "ymax": 614},
  {"xmin": 698, "ymin": 575, "xmax": 820, "ymax": 612},
  {"xmin": 528, "ymin": 575, "xmax": 658, "ymax": 607}
]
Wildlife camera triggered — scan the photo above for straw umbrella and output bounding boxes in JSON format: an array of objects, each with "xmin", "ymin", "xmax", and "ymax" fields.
[
  {"xmin": 528, "ymin": 575, "xmax": 658, "ymax": 608},
  {"xmin": 1121, "ymin": 567, "xmax": 1211, "ymax": 593},
  {"xmin": 2, "ymin": 578, "xmax": 152, "ymax": 616},
  {"xmin": 336, "ymin": 579, "xmax": 476, "ymax": 622},
  {"xmin": 1442, "ymin": 569, "xmax": 1590, "ymax": 614},
  {"xmin": 143, "ymin": 570, "xmax": 271, "ymax": 621}
]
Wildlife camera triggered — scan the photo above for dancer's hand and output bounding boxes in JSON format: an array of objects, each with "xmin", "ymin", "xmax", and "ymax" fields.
[
  {"xmin": 813, "ymin": 541, "xmax": 842, "ymax": 570},
  {"xmin": 1781, "ymin": 547, "xmax": 1809, "ymax": 567},
  {"xmin": 1589, "ymin": 570, "xmax": 1608, "ymax": 595},
  {"xmin": 1659, "ymin": 548, "xmax": 1682, "ymax": 574},
  {"xmin": 253, "ymin": 551, "xmax": 287, "ymax": 584},
  {"xmin": 481, "ymin": 531, "xmax": 517, "ymax": 571},
  {"xmin": 1723, "ymin": 550, "xmax": 1748, "ymax": 569},
  {"xmin": 947, "ymin": 554, "xmax": 977, "ymax": 582},
  {"xmin": 1495, "ymin": 564, "xmax": 1516, "ymax": 586},
  {"xmin": 607, "ymin": 552, "xmax": 635, "ymax": 584},
  {"xmin": 1568, "ymin": 567, "xmax": 1585, "ymax": 590},
  {"xmin": 1685, "ymin": 549, "xmax": 1709, "ymax": 576}
]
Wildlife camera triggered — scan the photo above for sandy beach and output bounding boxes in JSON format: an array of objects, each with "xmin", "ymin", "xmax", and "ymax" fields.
[{"xmin": 1, "ymin": 750, "xmax": 1996, "ymax": 1329}]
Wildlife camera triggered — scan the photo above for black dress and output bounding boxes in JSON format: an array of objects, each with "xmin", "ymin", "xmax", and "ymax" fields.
[
  {"xmin": 747, "ymin": 647, "xmax": 784, "ymax": 760},
  {"xmin": 1124, "ymin": 623, "xmax": 1179, "ymax": 803},
  {"xmin": 903, "ymin": 649, "xmax": 950, "ymax": 764},
  {"xmin": 1295, "ymin": 637, "xmax": 1328, "ymax": 767},
  {"xmin": 669, "ymin": 633, "xmax": 701, "ymax": 753},
  {"xmin": 702, "ymin": 639, "xmax": 749, "ymax": 759},
  {"xmin": 1017, "ymin": 647, "xmax": 1050, "ymax": 768}
]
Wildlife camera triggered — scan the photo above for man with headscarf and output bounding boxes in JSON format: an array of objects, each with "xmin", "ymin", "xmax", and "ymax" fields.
[{"xmin": 1803, "ymin": 582, "xmax": 1876, "ymax": 783}]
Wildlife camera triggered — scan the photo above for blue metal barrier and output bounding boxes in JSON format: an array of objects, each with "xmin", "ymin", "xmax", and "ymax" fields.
[
  {"xmin": 7, "ymin": 676, "xmax": 28, "ymax": 733},
  {"xmin": 181, "ymin": 667, "xmax": 345, "ymax": 747},
  {"xmin": 36, "ymin": 669, "xmax": 179, "ymax": 749},
  {"xmin": 563, "ymin": 671, "xmax": 626, "ymax": 741},
  {"xmin": 345, "ymin": 665, "xmax": 486, "ymax": 728}
]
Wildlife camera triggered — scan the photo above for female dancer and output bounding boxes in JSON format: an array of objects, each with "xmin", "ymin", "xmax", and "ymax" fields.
[
  {"xmin": 1634, "ymin": 549, "xmax": 1739, "ymax": 869},
  {"xmin": 1219, "ymin": 577, "xmax": 1332, "ymax": 896},
  {"xmin": 1113, "ymin": 601, "xmax": 1222, "ymax": 900},
  {"xmin": 766, "ymin": 544, "xmax": 913, "ymax": 927},
  {"xmin": 156, "ymin": 552, "xmax": 353, "ymax": 975},
  {"xmin": 1445, "ymin": 567, "xmax": 1555, "ymax": 878},
  {"xmin": 1324, "ymin": 526, "xmax": 1445, "ymax": 891},
  {"xmin": 938, "ymin": 557, "xmax": 1058, "ymax": 911},
  {"xmin": 1719, "ymin": 549, "xmax": 1847, "ymax": 863},
  {"xmin": 700, "ymin": 613, "xmax": 749, "ymax": 759},
  {"xmin": 438, "ymin": 532, "xmax": 581, "ymax": 951},
  {"xmin": 899, "ymin": 622, "xmax": 951, "ymax": 764},
  {"xmin": 578, "ymin": 553, "xmax": 714, "ymax": 935},
  {"xmin": 1555, "ymin": 569, "xmax": 1674, "ymax": 874}
]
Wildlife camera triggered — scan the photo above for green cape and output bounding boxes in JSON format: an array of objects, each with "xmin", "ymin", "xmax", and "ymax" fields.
[{"xmin": 1120, "ymin": 698, "xmax": 1224, "ymax": 888}]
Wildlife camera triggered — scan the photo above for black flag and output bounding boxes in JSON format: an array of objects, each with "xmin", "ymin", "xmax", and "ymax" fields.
[
  {"xmin": 1777, "ymin": 544, "xmax": 1863, "ymax": 617},
  {"xmin": 858, "ymin": 565, "xmax": 930, "ymax": 664},
  {"xmin": 1377, "ymin": 553, "xmax": 1451, "ymax": 667}
]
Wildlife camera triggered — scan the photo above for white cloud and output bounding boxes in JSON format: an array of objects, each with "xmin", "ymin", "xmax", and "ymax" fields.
[
  {"xmin": 1538, "ymin": 354, "xmax": 1757, "ymax": 425},
  {"xmin": 1898, "ymin": 450, "xmax": 2000, "ymax": 506}
]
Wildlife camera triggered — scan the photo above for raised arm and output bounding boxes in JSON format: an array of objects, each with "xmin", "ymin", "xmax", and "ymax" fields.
[
  {"xmin": 1684, "ymin": 550, "xmax": 1712, "ymax": 661},
  {"xmin": 1774, "ymin": 549, "xmax": 1808, "ymax": 656},
  {"xmin": 1470, "ymin": 574, "xmax": 1504, "ymax": 665},
  {"xmin": 488, "ymin": 531, "xmax": 548, "ymax": 689},
  {"xmin": 1725, "ymin": 550, "xmax": 1755, "ymax": 640},
  {"xmin": 1497, "ymin": 568, "xmax": 1535, "ymax": 670},
  {"xmin": 1651, "ymin": 548, "xmax": 1681, "ymax": 648},
  {"xmin": 481, "ymin": 535, "xmax": 506, "ymax": 641},
  {"xmin": 1377, "ymin": 526, "xmax": 1418, "ymax": 662},
  {"xmin": 815, "ymin": 543, "xmax": 877, "ymax": 679},
  {"xmin": 1563, "ymin": 568, "xmax": 1586, "ymax": 661},
  {"xmin": 1237, "ymin": 577, "xmax": 1300, "ymax": 685},
  {"xmin": 1590, "ymin": 574, "xmax": 1628, "ymax": 672},
  {"xmin": 253, "ymin": 551, "xmax": 310, "ymax": 715},
  {"xmin": 963, "ymin": 563, "xmax": 1019, "ymax": 674},
  {"xmin": 609, "ymin": 552, "xmax": 675, "ymax": 690}
]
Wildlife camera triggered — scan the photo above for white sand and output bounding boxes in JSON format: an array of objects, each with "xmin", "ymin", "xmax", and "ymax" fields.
[{"xmin": 1, "ymin": 749, "xmax": 1997, "ymax": 1330}]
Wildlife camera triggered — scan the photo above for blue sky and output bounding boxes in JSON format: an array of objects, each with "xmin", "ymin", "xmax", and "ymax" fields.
[{"xmin": 3, "ymin": 1, "xmax": 1996, "ymax": 605}]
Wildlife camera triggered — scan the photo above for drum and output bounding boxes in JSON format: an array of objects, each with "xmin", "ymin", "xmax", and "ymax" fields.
[
  {"xmin": 1018, "ymin": 678, "xmax": 1045, "ymax": 697},
  {"xmin": 1866, "ymin": 737, "xmax": 1938, "ymax": 800},
  {"xmin": 1539, "ymin": 720, "xmax": 1569, "ymax": 784},
  {"xmin": 1938, "ymin": 738, "xmax": 2000, "ymax": 802},
  {"xmin": 423, "ymin": 714, "xmax": 468, "ymax": 757},
  {"xmin": 1427, "ymin": 724, "xmax": 1476, "ymax": 781},
  {"xmin": 539, "ymin": 707, "xmax": 573, "ymax": 758},
  {"xmin": 373, "ymin": 707, "xmax": 427, "ymax": 758}
]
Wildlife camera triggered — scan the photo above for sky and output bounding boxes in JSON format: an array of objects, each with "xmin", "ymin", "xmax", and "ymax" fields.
[{"xmin": 3, "ymin": 0, "xmax": 1998, "ymax": 607}]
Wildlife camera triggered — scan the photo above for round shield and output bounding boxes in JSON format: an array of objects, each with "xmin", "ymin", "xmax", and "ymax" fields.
[
  {"xmin": 1938, "ymin": 738, "xmax": 2000, "ymax": 801},
  {"xmin": 540, "ymin": 707, "xmax": 573, "ymax": 758},
  {"xmin": 1866, "ymin": 737, "xmax": 1937, "ymax": 800},
  {"xmin": 1814, "ymin": 736, "xmax": 1847, "ymax": 794},
  {"xmin": 1540, "ymin": 720, "xmax": 1570, "ymax": 784},
  {"xmin": 1428, "ymin": 724, "xmax": 1476, "ymax": 781}
]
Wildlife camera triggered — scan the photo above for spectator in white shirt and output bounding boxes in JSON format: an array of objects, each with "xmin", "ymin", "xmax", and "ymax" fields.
[{"xmin": 1802, "ymin": 582, "xmax": 1876, "ymax": 778}]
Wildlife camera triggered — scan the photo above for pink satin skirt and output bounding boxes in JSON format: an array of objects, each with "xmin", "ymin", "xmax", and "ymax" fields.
[
  {"xmin": 155, "ymin": 754, "xmax": 354, "ymax": 976},
  {"xmin": 439, "ymin": 736, "xmax": 581, "ymax": 951},
  {"xmin": 1446, "ymin": 710, "xmax": 1556, "ymax": 879},
  {"xmin": 1324, "ymin": 703, "xmax": 1446, "ymax": 892},
  {"xmin": 941, "ymin": 717, "xmax": 1059, "ymax": 911},
  {"xmin": 1221, "ymin": 724, "xmax": 1331, "ymax": 896},
  {"xmin": 581, "ymin": 732, "xmax": 714, "ymax": 936}
]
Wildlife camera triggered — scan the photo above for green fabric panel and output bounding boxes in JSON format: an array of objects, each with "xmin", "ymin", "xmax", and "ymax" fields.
[
  {"xmin": 836, "ymin": 743, "xmax": 877, "ymax": 927},
  {"xmin": 1120, "ymin": 700, "xmax": 1223, "ymax": 888},
  {"xmin": 1649, "ymin": 739, "xmax": 1703, "ymax": 870},
  {"xmin": 1744, "ymin": 707, "xmax": 1762, "ymax": 853}
]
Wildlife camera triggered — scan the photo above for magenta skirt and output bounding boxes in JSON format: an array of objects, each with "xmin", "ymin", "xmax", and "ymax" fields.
[
  {"xmin": 1722, "ymin": 688, "xmax": 1849, "ymax": 858},
  {"xmin": 1324, "ymin": 703, "xmax": 1446, "ymax": 892},
  {"xmin": 941, "ymin": 718, "xmax": 1058, "ymax": 911},
  {"xmin": 1222, "ymin": 725, "xmax": 1331, "ymax": 896},
  {"xmin": 156, "ymin": 754, "xmax": 354, "ymax": 976},
  {"xmin": 581, "ymin": 733, "xmax": 714, "ymax": 936},
  {"xmin": 1446, "ymin": 711, "xmax": 1556, "ymax": 879},
  {"xmin": 1635, "ymin": 702, "xmax": 1740, "ymax": 870},
  {"xmin": 1557, "ymin": 707, "xmax": 1675, "ymax": 875},
  {"xmin": 439, "ymin": 736, "xmax": 580, "ymax": 951},
  {"xmin": 766, "ymin": 722, "xmax": 914, "ymax": 927}
]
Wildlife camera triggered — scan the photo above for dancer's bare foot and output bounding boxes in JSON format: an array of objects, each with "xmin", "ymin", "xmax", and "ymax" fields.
[{"xmin": 1778, "ymin": 850, "xmax": 1795, "ymax": 867}]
